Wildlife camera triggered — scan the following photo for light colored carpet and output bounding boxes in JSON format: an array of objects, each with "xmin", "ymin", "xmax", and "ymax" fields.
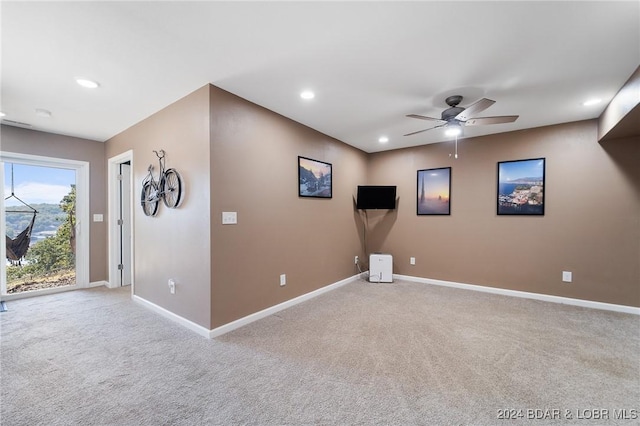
[{"xmin": 1, "ymin": 280, "xmax": 638, "ymax": 425}]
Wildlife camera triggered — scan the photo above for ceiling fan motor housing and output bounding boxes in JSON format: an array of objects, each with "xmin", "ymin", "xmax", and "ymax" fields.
[{"xmin": 442, "ymin": 106, "xmax": 464, "ymax": 121}]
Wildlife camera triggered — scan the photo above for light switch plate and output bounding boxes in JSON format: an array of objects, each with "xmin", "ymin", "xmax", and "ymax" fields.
[
  {"xmin": 562, "ymin": 271, "xmax": 572, "ymax": 283},
  {"xmin": 222, "ymin": 212, "xmax": 237, "ymax": 224}
]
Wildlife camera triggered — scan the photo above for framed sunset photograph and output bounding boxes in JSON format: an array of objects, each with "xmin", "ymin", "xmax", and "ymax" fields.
[
  {"xmin": 417, "ymin": 167, "xmax": 451, "ymax": 215},
  {"xmin": 298, "ymin": 156, "xmax": 332, "ymax": 198},
  {"xmin": 497, "ymin": 158, "xmax": 545, "ymax": 215}
]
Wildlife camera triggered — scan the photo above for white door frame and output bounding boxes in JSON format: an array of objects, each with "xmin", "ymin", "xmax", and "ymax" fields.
[
  {"xmin": 0, "ymin": 151, "xmax": 90, "ymax": 299},
  {"xmin": 108, "ymin": 150, "xmax": 134, "ymax": 291}
]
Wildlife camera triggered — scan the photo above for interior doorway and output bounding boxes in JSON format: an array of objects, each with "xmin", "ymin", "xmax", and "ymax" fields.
[
  {"xmin": 118, "ymin": 162, "xmax": 132, "ymax": 287},
  {"xmin": 108, "ymin": 151, "xmax": 134, "ymax": 290},
  {"xmin": 1, "ymin": 152, "xmax": 89, "ymax": 299}
]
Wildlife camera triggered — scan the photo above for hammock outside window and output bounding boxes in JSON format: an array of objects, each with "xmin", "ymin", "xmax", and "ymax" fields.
[{"xmin": 5, "ymin": 163, "xmax": 39, "ymax": 263}]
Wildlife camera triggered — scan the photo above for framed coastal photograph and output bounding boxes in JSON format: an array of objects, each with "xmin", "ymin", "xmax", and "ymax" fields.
[
  {"xmin": 497, "ymin": 158, "xmax": 545, "ymax": 215},
  {"xmin": 298, "ymin": 156, "xmax": 332, "ymax": 198},
  {"xmin": 417, "ymin": 167, "xmax": 451, "ymax": 215}
]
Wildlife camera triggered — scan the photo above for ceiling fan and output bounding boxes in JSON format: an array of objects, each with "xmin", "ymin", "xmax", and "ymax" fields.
[{"xmin": 404, "ymin": 95, "xmax": 518, "ymax": 137}]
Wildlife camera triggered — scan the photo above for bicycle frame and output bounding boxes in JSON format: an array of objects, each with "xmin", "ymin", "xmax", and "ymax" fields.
[
  {"xmin": 142, "ymin": 150, "xmax": 167, "ymax": 203},
  {"xmin": 140, "ymin": 150, "xmax": 183, "ymax": 216}
]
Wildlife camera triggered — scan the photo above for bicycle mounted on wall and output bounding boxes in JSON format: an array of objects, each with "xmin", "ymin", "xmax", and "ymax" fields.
[{"xmin": 140, "ymin": 150, "xmax": 183, "ymax": 216}]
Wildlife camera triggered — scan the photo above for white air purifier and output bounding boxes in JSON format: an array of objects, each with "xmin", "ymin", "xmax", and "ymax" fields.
[{"xmin": 369, "ymin": 253, "xmax": 393, "ymax": 283}]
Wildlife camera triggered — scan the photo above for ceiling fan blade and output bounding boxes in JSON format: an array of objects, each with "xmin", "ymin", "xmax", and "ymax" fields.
[
  {"xmin": 404, "ymin": 128, "xmax": 434, "ymax": 137},
  {"xmin": 406, "ymin": 114, "xmax": 445, "ymax": 123},
  {"xmin": 455, "ymin": 98, "xmax": 495, "ymax": 121},
  {"xmin": 464, "ymin": 115, "xmax": 519, "ymax": 126},
  {"xmin": 404, "ymin": 122, "xmax": 447, "ymax": 136}
]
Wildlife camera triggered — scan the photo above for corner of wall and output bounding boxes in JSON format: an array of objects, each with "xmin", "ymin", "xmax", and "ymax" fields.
[
  {"xmin": 598, "ymin": 65, "xmax": 640, "ymax": 142},
  {"xmin": 106, "ymin": 84, "xmax": 213, "ymax": 330}
]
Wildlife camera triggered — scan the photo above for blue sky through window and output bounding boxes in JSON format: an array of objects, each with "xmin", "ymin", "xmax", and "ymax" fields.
[{"xmin": 3, "ymin": 163, "xmax": 76, "ymax": 206}]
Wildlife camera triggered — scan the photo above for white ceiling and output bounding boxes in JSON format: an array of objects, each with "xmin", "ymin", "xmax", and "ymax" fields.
[{"xmin": 1, "ymin": 1, "xmax": 638, "ymax": 153}]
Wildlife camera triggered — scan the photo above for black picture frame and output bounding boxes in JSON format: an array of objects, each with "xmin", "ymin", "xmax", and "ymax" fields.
[
  {"xmin": 298, "ymin": 156, "xmax": 332, "ymax": 199},
  {"xmin": 497, "ymin": 158, "xmax": 545, "ymax": 215},
  {"xmin": 417, "ymin": 167, "xmax": 451, "ymax": 215}
]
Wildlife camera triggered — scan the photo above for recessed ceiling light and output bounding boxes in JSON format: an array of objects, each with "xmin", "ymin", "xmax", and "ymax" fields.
[
  {"xmin": 300, "ymin": 90, "xmax": 315, "ymax": 100},
  {"xmin": 0, "ymin": 112, "xmax": 6, "ymax": 117},
  {"xmin": 378, "ymin": 136, "xmax": 389, "ymax": 143},
  {"xmin": 582, "ymin": 98, "xmax": 602, "ymax": 106},
  {"xmin": 76, "ymin": 78, "xmax": 100, "ymax": 89},
  {"xmin": 35, "ymin": 108, "xmax": 52, "ymax": 118}
]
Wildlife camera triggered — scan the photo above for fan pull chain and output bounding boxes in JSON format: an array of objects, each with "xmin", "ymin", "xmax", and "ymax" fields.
[
  {"xmin": 448, "ymin": 135, "xmax": 459, "ymax": 159},
  {"xmin": 455, "ymin": 134, "xmax": 458, "ymax": 159}
]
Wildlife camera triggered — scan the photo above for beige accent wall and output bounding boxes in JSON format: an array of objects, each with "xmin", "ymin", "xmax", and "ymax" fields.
[
  {"xmin": 6, "ymin": 81, "xmax": 637, "ymax": 330},
  {"xmin": 208, "ymin": 85, "xmax": 368, "ymax": 328},
  {"xmin": 0, "ymin": 125, "xmax": 107, "ymax": 282},
  {"xmin": 105, "ymin": 84, "xmax": 368, "ymax": 330},
  {"xmin": 367, "ymin": 120, "xmax": 640, "ymax": 307},
  {"xmin": 106, "ymin": 86, "xmax": 212, "ymax": 328}
]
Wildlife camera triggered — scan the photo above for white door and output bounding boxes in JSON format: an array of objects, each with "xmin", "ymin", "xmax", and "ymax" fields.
[{"xmin": 119, "ymin": 162, "xmax": 132, "ymax": 287}]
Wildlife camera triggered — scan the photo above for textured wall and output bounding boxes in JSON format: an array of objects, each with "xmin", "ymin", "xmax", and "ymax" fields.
[
  {"xmin": 367, "ymin": 120, "xmax": 640, "ymax": 307},
  {"xmin": 0, "ymin": 125, "xmax": 107, "ymax": 283},
  {"xmin": 208, "ymin": 85, "xmax": 369, "ymax": 328}
]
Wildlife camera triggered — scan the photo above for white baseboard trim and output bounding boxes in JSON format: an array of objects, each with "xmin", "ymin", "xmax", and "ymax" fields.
[
  {"xmin": 209, "ymin": 273, "xmax": 361, "ymax": 338},
  {"xmin": 132, "ymin": 295, "xmax": 211, "ymax": 338},
  {"xmin": 394, "ymin": 274, "xmax": 640, "ymax": 315},
  {"xmin": 88, "ymin": 280, "xmax": 108, "ymax": 288},
  {"xmin": 132, "ymin": 274, "xmax": 361, "ymax": 338}
]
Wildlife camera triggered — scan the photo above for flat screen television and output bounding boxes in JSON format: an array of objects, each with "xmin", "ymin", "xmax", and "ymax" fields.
[{"xmin": 356, "ymin": 185, "xmax": 397, "ymax": 210}]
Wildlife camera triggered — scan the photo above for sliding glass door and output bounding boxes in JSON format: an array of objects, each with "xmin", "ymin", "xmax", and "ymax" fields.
[{"xmin": 1, "ymin": 152, "xmax": 89, "ymax": 298}]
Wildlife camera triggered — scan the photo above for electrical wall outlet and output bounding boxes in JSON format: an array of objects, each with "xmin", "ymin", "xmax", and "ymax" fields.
[
  {"xmin": 280, "ymin": 274, "xmax": 286, "ymax": 287},
  {"xmin": 354, "ymin": 256, "xmax": 359, "ymax": 264},
  {"xmin": 410, "ymin": 257, "xmax": 416, "ymax": 265},
  {"xmin": 562, "ymin": 271, "xmax": 572, "ymax": 283},
  {"xmin": 168, "ymin": 279, "xmax": 176, "ymax": 294},
  {"xmin": 222, "ymin": 211, "xmax": 237, "ymax": 224}
]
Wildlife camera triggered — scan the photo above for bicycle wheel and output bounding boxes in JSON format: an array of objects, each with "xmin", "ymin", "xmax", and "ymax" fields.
[
  {"xmin": 141, "ymin": 180, "xmax": 160, "ymax": 216},
  {"xmin": 162, "ymin": 168, "xmax": 183, "ymax": 208}
]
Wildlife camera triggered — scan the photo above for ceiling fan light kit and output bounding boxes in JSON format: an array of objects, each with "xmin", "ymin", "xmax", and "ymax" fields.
[{"xmin": 445, "ymin": 123, "xmax": 462, "ymax": 137}]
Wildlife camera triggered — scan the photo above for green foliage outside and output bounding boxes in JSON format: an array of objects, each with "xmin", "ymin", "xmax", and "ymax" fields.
[{"xmin": 6, "ymin": 185, "xmax": 76, "ymax": 291}]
